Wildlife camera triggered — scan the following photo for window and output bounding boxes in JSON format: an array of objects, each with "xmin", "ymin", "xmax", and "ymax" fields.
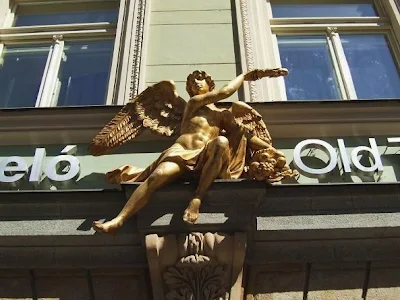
[
  {"xmin": 250, "ymin": 0, "xmax": 400, "ymax": 101},
  {"xmin": 13, "ymin": 2, "xmax": 118, "ymax": 26},
  {"xmin": 0, "ymin": 0, "xmax": 120, "ymax": 108}
]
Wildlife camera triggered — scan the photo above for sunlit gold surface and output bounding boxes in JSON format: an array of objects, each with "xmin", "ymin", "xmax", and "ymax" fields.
[{"xmin": 90, "ymin": 68, "xmax": 295, "ymax": 234}]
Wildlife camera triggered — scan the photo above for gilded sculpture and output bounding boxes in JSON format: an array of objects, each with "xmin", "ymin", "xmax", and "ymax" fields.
[{"xmin": 88, "ymin": 68, "xmax": 297, "ymax": 233}]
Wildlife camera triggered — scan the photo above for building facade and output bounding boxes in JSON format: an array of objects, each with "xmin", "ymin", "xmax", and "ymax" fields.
[{"xmin": 1, "ymin": 0, "xmax": 400, "ymax": 299}]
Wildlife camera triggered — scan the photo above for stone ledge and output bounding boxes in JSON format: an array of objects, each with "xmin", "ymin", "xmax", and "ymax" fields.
[{"xmin": 1, "ymin": 99, "xmax": 400, "ymax": 145}]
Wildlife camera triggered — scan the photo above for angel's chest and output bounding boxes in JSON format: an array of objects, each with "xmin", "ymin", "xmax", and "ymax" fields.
[{"xmin": 190, "ymin": 110, "xmax": 222, "ymax": 128}]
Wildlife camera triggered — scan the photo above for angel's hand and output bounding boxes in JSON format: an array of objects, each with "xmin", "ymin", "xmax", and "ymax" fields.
[{"xmin": 244, "ymin": 68, "xmax": 289, "ymax": 81}]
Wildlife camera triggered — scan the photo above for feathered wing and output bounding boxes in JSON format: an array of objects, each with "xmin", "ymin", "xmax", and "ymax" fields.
[
  {"xmin": 89, "ymin": 80, "xmax": 186, "ymax": 156},
  {"xmin": 230, "ymin": 101, "xmax": 272, "ymax": 144}
]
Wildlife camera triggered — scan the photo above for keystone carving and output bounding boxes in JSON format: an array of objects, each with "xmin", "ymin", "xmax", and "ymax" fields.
[{"xmin": 145, "ymin": 232, "xmax": 246, "ymax": 300}]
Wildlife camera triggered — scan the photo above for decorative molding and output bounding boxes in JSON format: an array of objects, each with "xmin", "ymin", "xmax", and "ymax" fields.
[
  {"xmin": 326, "ymin": 27, "xmax": 338, "ymax": 37},
  {"xmin": 1, "ymin": 100, "xmax": 400, "ymax": 145},
  {"xmin": 163, "ymin": 233, "xmax": 228, "ymax": 300},
  {"xmin": 145, "ymin": 232, "xmax": 246, "ymax": 300},
  {"xmin": 239, "ymin": 0, "xmax": 258, "ymax": 101},
  {"xmin": 130, "ymin": 0, "xmax": 147, "ymax": 98},
  {"xmin": 52, "ymin": 34, "xmax": 63, "ymax": 41}
]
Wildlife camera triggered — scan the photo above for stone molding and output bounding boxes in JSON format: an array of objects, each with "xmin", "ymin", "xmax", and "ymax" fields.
[
  {"xmin": 1, "ymin": 100, "xmax": 400, "ymax": 145},
  {"xmin": 129, "ymin": 0, "xmax": 147, "ymax": 98},
  {"xmin": 238, "ymin": 0, "xmax": 258, "ymax": 102},
  {"xmin": 145, "ymin": 232, "xmax": 246, "ymax": 300}
]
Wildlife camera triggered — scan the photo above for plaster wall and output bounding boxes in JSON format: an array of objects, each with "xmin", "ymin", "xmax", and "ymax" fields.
[
  {"xmin": 144, "ymin": 0, "xmax": 241, "ymax": 98},
  {"xmin": 0, "ymin": 0, "xmax": 9, "ymax": 26}
]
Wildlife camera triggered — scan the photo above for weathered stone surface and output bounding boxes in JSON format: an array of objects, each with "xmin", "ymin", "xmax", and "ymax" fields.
[
  {"xmin": 367, "ymin": 263, "xmax": 400, "ymax": 300},
  {"xmin": 252, "ymin": 270, "xmax": 305, "ymax": 299},
  {"xmin": 307, "ymin": 263, "xmax": 365, "ymax": 300},
  {"xmin": 91, "ymin": 269, "xmax": 149, "ymax": 300},
  {"xmin": 35, "ymin": 270, "xmax": 89, "ymax": 300},
  {"xmin": 0, "ymin": 270, "xmax": 32, "ymax": 300}
]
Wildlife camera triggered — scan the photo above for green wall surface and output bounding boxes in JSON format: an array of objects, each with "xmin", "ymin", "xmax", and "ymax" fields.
[
  {"xmin": 144, "ymin": 0, "xmax": 241, "ymax": 99},
  {"xmin": 0, "ymin": 137, "xmax": 399, "ymax": 191}
]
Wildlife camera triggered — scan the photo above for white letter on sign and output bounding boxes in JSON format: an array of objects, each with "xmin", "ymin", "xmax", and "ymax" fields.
[
  {"xmin": 351, "ymin": 138, "xmax": 383, "ymax": 176},
  {"xmin": 293, "ymin": 139, "xmax": 338, "ymax": 178},
  {"xmin": 0, "ymin": 156, "xmax": 28, "ymax": 183},
  {"xmin": 45, "ymin": 145, "xmax": 80, "ymax": 187}
]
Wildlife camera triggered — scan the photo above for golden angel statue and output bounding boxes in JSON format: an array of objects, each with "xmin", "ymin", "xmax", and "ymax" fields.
[{"xmin": 88, "ymin": 68, "xmax": 297, "ymax": 234}]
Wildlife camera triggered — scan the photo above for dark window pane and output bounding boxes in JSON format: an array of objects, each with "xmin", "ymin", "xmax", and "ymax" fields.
[
  {"xmin": 0, "ymin": 45, "xmax": 49, "ymax": 108},
  {"xmin": 14, "ymin": 2, "xmax": 118, "ymax": 26},
  {"xmin": 15, "ymin": 10, "xmax": 118, "ymax": 26},
  {"xmin": 55, "ymin": 41, "xmax": 114, "ymax": 106},
  {"xmin": 342, "ymin": 35, "xmax": 400, "ymax": 99},
  {"xmin": 278, "ymin": 36, "xmax": 341, "ymax": 101},
  {"xmin": 271, "ymin": 1, "xmax": 377, "ymax": 18}
]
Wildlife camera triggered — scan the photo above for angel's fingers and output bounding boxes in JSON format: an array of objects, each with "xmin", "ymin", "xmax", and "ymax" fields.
[{"xmin": 269, "ymin": 68, "xmax": 289, "ymax": 77}]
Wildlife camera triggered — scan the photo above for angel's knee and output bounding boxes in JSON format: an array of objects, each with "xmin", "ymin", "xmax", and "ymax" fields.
[
  {"xmin": 207, "ymin": 136, "xmax": 230, "ymax": 164},
  {"xmin": 147, "ymin": 167, "xmax": 169, "ymax": 189},
  {"xmin": 212, "ymin": 136, "xmax": 229, "ymax": 153}
]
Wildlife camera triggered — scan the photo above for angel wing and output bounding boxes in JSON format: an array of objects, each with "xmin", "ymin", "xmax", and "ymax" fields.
[
  {"xmin": 89, "ymin": 80, "xmax": 186, "ymax": 156},
  {"xmin": 230, "ymin": 101, "xmax": 272, "ymax": 144}
]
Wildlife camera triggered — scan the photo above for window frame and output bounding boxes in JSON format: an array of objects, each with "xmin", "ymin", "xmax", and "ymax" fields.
[
  {"xmin": 245, "ymin": 0, "xmax": 400, "ymax": 102},
  {"xmin": 0, "ymin": 0, "xmax": 124, "ymax": 108}
]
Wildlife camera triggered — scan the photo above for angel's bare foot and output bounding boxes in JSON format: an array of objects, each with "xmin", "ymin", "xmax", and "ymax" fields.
[
  {"xmin": 183, "ymin": 198, "xmax": 201, "ymax": 224},
  {"xmin": 92, "ymin": 217, "xmax": 123, "ymax": 235}
]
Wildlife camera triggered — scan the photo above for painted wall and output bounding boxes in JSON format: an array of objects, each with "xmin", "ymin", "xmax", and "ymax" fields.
[
  {"xmin": 0, "ymin": 0, "xmax": 9, "ymax": 26},
  {"xmin": 144, "ymin": 0, "xmax": 241, "ymax": 99}
]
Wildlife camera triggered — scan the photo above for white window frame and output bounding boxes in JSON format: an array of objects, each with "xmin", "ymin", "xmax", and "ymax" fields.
[
  {"xmin": 0, "ymin": 0, "xmax": 125, "ymax": 107},
  {"xmin": 245, "ymin": 0, "xmax": 400, "ymax": 101}
]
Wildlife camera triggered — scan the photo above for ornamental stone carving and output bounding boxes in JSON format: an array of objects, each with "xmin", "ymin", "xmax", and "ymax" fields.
[{"xmin": 145, "ymin": 232, "xmax": 246, "ymax": 300}]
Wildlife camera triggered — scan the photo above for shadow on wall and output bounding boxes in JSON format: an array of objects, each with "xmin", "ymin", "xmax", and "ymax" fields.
[
  {"xmin": 248, "ymin": 262, "xmax": 400, "ymax": 299},
  {"xmin": 0, "ymin": 269, "xmax": 151, "ymax": 300}
]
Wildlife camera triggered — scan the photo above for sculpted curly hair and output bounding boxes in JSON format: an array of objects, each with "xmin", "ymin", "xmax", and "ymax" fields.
[{"xmin": 186, "ymin": 70, "xmax": 216, "ymax": 97}]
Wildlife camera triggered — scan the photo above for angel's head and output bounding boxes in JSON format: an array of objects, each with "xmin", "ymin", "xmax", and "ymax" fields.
[{"xmin": 186, "ymin": 70, "xmax": 215, "ymax": 97}]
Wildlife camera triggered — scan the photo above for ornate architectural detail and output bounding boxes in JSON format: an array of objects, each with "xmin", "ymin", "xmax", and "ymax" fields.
[
  {"xmin": 327, "ymin": 27, "xmax": 338, "ymax": 37},
  {"xmin": 239, "ymin": 0, "xmax": 258, "ymax": 101},
  {"xmin": 52, "ymin": 34, "xmax": 63, "ymax": 42},
  {"xmin": 164, "ymin": 263, "xmax": 227, "ymax": 300},
  {"xmin": 145, "ymin": 232, "xmax": 246, "ymax": 300},
  {"xmin": 163, "ymin": 233, "xmax": 228, "ymax": 300},
  {"xmin": 130, "ymin": 0, "xmax": 147, "ymax": 98}
]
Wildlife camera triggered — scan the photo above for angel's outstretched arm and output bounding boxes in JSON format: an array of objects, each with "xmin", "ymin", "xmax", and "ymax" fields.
[{"xmin": 188, "ymin": 68, "xmax": 288, "ymax": 110}]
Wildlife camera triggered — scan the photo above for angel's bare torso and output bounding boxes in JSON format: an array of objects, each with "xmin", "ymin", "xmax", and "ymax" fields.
[{"xmin": 176, "ymin": 104, "xmax": 233, "ymax": 150}]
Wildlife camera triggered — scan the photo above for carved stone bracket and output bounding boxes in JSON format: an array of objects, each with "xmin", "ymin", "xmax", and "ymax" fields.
[{"xmin": 145, "ymin": 232, "xmax": 247, "ymax": 300}]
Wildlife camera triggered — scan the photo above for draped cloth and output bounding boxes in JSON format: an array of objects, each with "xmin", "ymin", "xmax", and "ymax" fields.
[{"xmin": 105, "ymin": 131, "xmax": 248, "ymax": 184}]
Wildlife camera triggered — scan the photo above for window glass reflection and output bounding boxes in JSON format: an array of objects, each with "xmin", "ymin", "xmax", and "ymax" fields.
[
  {"xmin": 14, "ymin": 3, "xmax": 118, "ymax": 26},
  {"xmin": 342, "ymin": 35, "xmax": 400, "ymax": 99},
  {"xmin": 15, "ymin": 10, "xmax": 118, "ymax": 26},
  {"xmin": 271, "ymin": 1, "xmax": 377, "ymax": 18},
  {"xmin": 0, "ymin": 45, "xmax": 49, "ymax": 108},
  {"xmin": 278, "ymin": 36, "xmax": 341, "ymax": 101},
  {"xmin": 55, "ymin": 40, "xmax": 114, "ymax": 106}
]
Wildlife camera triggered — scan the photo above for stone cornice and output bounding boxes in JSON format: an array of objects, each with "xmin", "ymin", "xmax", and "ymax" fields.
[{"xmin": 0, "ymin": 99, "xmax": 399, "ymax": 145}]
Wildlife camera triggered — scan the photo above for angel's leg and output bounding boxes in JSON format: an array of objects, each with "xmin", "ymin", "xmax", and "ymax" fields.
[
  {"xmin": 183, "ymin": 136, "xmax": 231, "ymax": 224},
  {"xmin": 93, "ymin": 161, "xmax": 185, "ymax": 234}
]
